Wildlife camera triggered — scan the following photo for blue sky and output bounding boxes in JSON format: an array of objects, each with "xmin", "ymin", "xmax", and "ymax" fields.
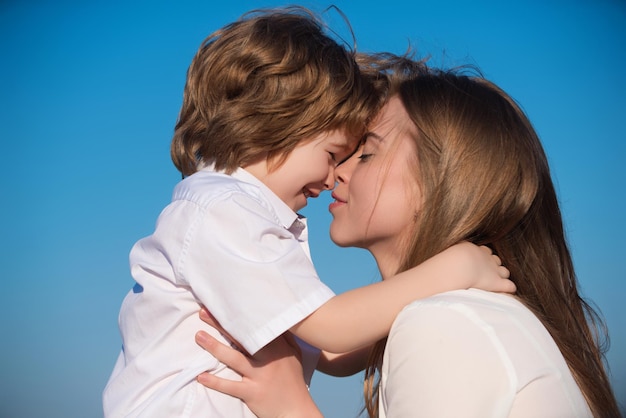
[{"xmin": 1, "ymin": 1, "xmax": 624, "ymax": 417}]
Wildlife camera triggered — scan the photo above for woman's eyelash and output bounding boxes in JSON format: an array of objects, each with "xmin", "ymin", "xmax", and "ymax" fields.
[{"xmin": 358, "ymin": 153, "xmax": 372, "ymax": 161}]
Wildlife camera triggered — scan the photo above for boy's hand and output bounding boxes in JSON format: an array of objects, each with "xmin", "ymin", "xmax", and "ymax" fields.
[{"xmin": 438, "ymin": 242, "xmax": 514, "ymax": 293}]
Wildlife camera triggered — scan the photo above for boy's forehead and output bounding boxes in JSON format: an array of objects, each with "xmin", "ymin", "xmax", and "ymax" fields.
[
  {"xmin": 329, "ymin": 130, "xmax": 361, "ymax": 148},
  {"xmin": 332, "ymin": 132, "xmax": 363, "ymax": 160}
]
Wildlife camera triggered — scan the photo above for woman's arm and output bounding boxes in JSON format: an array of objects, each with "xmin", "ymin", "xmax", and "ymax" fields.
[
  {"xmin": 196, "ymin": 330, "xmax": 323, "ymax": 418},
  {"xmin": 291, "ymin": 243, "xmax": 512, "ymax": 353}
]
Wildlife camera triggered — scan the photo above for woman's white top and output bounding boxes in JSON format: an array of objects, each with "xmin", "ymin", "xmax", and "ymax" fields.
[
  {"xmin": 103, "ymin": 166, "xmax": 334, "ymax": 417},
  {"xmin": 379, "ymin": 289, "xmax": 592, "ymax": 418}
]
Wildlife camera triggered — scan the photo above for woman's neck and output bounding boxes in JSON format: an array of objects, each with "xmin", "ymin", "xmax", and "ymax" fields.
[
  {"xmin": 367, "ymin": 235, "xmax": 408, "ymax": 281},
  {"xmin": 371, "ymin": 251, "xmax": 400, "ymax": 281}
]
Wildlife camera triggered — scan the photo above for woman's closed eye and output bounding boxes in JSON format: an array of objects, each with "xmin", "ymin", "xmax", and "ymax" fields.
[
  {"xmin": 358, "ymin": 132, "xmax": 383, "ymax": 163},
  {"xmin": 358, "ymin": 153, "xmax": 373, "ymax": 162}
]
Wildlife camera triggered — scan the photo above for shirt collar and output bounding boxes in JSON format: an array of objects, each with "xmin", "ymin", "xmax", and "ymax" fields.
[{"xmin": 201, "ymin": 164, "xmax": 303, "ymax": 232}]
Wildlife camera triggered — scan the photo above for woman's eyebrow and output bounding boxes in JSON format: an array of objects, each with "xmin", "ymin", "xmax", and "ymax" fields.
[
  {"xmin": 337, "ymin": 140, "xmax": 362, "ymax": 165},
  {"xmin": 363, "ymin": 131, "xmax": 384, "ymax": 144}
]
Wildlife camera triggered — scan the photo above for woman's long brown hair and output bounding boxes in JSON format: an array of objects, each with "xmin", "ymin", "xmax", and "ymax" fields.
[{"xmin": 362, "ymin": 61, "xmax": 620, "ymax": 417}]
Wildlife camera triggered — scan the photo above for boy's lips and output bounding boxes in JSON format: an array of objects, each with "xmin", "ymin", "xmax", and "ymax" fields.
[{"xmin": 302, "ymin": 188, "xmax": 319, "ymax": 199}]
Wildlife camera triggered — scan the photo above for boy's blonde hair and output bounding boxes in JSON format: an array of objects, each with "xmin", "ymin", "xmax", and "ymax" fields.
[{"xmin": 171, "ymin": 7, "xmax": 379, "ymax": 176}]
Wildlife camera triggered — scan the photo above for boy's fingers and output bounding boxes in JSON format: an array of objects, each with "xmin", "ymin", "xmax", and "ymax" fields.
[
  {"xmin": 479, "ymin": 244, "xmax": 493, "ymax": 255},
  {"xmin": 498, "ymin": 265, "xmax": 511, "ymax": 279}
]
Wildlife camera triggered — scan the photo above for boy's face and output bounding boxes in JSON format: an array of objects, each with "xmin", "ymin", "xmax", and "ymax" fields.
[{"xmin": 245, "ymin": 130, "xmax": 354, "ymax": 212}]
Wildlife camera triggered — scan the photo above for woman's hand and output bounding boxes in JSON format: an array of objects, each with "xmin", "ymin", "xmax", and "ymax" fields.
[{"xmin": 196, "ymin": 309, "xmax": 323, "ymax": 418}]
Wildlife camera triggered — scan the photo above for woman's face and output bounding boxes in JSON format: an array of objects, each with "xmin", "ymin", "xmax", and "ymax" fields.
[{"xmin": 329, "ymin": 97, "xmax": 422, "ymax": 278}]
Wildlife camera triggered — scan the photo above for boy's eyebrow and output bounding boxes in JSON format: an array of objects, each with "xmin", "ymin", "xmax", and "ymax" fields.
[{"xmin": 327, "ymin": 136, "xmax": 353, "ymax": 152}]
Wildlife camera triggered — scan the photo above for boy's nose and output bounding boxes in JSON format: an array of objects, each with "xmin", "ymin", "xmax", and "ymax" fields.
[{"xmin": 323, "ymin": 169, "xmax": 335, "ymax": 190}]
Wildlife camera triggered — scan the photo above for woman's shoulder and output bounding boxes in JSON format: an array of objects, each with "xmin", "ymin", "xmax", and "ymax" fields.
[
  {"xmin": 399, "ymin": 288, "xmax": 522, "ymax": 317},
  {"xmin": 394, "ymin": 289, "xmax": 541, "ymax": 338},
  {"xmin": 390, "ymin": 289, "xmax": 575, "ymax": 393},
  {"xmin": 390, "ymin": 289, "xmax": 553, "ymax": 363}
]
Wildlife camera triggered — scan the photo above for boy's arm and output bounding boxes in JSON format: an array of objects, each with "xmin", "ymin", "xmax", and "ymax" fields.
[
  {"xmin": 316, "ymin": 347, "xmax": 371, "ymax": 377},
  {"xmin": 290, "ymin": 243, "xmax": 512, "ymax": 353},
  {"xmin": 197, "ymin": 308, "xmax": 368, "ymax": 377}
]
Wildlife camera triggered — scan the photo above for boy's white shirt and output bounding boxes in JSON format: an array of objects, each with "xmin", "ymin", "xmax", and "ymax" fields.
[{"xmin": 103, "ymin": 165, "xmax": 335, "ymax": 418}]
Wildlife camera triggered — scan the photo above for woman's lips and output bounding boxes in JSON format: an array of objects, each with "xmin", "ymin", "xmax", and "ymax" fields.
[{"xmin": 329, "ymin": 192, "xmax": 346, "ymax": 212}]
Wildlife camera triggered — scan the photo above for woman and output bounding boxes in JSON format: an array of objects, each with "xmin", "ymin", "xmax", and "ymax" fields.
[{"xmin": 195, "ymin": 59, "xmax": 621, "ymax": 417}]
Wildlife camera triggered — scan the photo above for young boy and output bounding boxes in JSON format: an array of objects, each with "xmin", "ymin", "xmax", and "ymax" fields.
[{"xmin": 103, "ymin": 7, "xmax": 511, "ymax": 417}]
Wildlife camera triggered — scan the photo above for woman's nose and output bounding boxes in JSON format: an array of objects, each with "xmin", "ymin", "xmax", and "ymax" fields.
[{"xmin": 335, "ymin": 154, "xmax": 357, "ymax": 184}]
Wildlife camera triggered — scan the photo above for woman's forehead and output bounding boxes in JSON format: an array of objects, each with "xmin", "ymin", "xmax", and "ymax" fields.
[
  {"xmin": 367, "ymin": 97, "xmax": 410, "ymax": 142},
  {"xmin": 375, "ymin": 95, "xmax": 406, "ymax": 122}
]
